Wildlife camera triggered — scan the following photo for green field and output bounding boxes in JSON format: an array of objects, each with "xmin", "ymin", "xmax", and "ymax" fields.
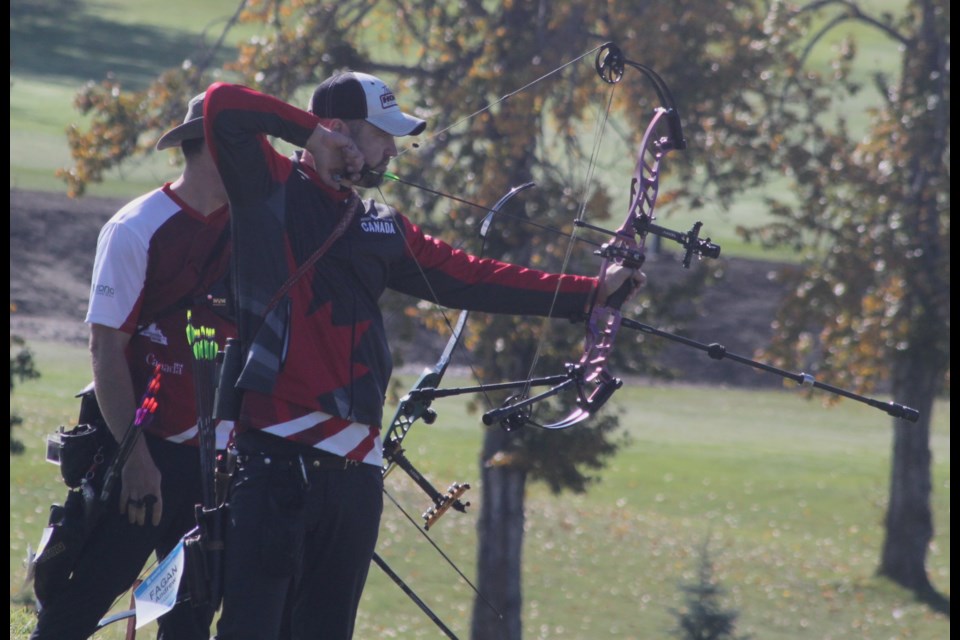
[{"xmin": 9, "ymin": 341, "xmax": 950, "ymax": 639}]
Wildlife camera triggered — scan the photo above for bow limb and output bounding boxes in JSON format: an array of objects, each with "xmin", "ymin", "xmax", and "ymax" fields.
[{"xmin": 381, "ymin": 309, "xmax": 467, "ymax": 479}]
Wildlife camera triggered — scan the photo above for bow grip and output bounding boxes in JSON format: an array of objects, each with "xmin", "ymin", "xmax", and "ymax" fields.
[
  {"xmin": 604, "ymin": 277, "xmax": 640, "ymax": 311},
  {"xmin": 594, "ymin": 242, "xmax": 645, "ymax": 310}
]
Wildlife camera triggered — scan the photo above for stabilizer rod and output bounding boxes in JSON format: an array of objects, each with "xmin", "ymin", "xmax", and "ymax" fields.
[{"xmin": 619, "ymin": 316, "xmax": 920, "ymax": 422}]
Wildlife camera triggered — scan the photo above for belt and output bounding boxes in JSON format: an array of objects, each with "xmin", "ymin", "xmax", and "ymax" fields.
[{"xmin": 238, "ymin": 450, "xmax": 362, "ymax": 473}]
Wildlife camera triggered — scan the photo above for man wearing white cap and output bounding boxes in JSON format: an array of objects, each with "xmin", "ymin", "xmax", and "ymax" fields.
[{"xmin": 203, "ymin": 72, "xmax": 643, "ymax": 639}]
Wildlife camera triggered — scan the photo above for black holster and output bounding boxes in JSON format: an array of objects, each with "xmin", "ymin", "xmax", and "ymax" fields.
[
  {"xmin": 33, "ymin": 490, "xmax": 88, "ymax": 605},
  {"xmin": 49, "ymin": 387, "xmax": 117, "ymax": 489},
  {"xmin": 34, "ymin": 386, "xmax": 120, "ymax": 606},
  {"xmin": 182, "ymin": 504, "xmax": 228, "ymax": 609}
]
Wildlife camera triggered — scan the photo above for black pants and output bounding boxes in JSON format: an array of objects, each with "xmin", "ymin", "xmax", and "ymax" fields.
[
  {"xmin": 31, "ymin": 435, "xmax": 213, "ymax": 640},
  {"xmin": 214, "ymin": 454, "xmax": 383, "ymax": 640}
]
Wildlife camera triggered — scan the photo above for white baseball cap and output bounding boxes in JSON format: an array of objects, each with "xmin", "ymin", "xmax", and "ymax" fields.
[{"xmin": 310, "ymin": 72, "xmax": 426, "ymax": 136}]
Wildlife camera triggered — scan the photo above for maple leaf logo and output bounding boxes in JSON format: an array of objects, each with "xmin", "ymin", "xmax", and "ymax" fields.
[{"xmin": 284, "ymin": 300, "xmax": 372, "ymax": 397}]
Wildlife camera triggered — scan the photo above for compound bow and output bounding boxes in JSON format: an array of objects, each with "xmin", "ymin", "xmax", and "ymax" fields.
[{"xmin": 477, "ymin": 42, "xmax": 721, "ymax": 430}]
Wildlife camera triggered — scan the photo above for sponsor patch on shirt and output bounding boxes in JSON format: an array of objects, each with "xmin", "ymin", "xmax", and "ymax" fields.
[
  {"xmin": 93, "ymin": 283, "xmax": 116, "ymax": 298},
  {"xmin": 146, "ymin": 353, "xmax": 185, "ymax": 376},
  {"xmin": 138, "ymin": 322, "xmax": 169, "ymax": 345}
]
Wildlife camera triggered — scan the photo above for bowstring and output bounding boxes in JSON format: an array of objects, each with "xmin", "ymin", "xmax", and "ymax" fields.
[
  {"xmin": 395, "ymin": 45, "xmax": 607, "ymax": 160},
  {"xmin": 381, "ymin": 43, "xmax": 615, "ymax": 420}
]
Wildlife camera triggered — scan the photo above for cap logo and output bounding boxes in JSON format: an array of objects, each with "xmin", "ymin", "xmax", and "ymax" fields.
[{"xmin": 380, "ymin": 91, "xmax": 397, "ymax": 110}]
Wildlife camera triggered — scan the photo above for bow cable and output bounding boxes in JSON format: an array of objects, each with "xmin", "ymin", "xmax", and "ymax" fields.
[
  {"xmin": 513, "ymin": 68, "xmax": 621, "ymax": 428},
  {"xmin": 375, "ymin": 182, "xmax": 537, "ymax": 416}
]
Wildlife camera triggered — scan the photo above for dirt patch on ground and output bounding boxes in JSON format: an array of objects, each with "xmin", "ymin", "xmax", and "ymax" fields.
[
  {"xmin": 10, "ymin": 189, "xmax": 117, "ymax": 344},
  {"xmin": 10, "ymin": 188, "xmax": 789, "ymax": 387}
]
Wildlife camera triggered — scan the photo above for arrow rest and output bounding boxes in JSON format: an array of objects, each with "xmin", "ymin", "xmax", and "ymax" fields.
[{"xmin": 594, "ymin": 241, "xmax": 646, "ymax": 270}]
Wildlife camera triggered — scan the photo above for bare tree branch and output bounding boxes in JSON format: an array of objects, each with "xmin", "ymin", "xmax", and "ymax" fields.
[
  {"xmin": 796, "ymin": 0, "xmax": 911, "ymax": 46},
  {"xmin": 193, "ymin": 0, "xmax": 251, "ymax": 80}
]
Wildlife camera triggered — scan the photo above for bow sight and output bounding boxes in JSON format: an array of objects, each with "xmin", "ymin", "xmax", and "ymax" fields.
[{"xmin": 576, "ymin": 217, "xmax": 722, "ymax": 269}]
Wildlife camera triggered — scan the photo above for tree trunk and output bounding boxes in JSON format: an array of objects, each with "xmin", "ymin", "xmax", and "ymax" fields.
[
  {"xmin": 878, "ymin": 350, "xmax": 937, "ymax": 595},
  {"xmin": 878, "ymin": 0, "xmax": 949, "ymax": 609},
  {"xmin": 472, "ymin": 427, "xmax": 527, "ymax": 640}
]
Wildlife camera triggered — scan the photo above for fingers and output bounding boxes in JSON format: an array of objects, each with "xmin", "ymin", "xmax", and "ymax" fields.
[
  {"xmin": 122, "ymin": 494, "xmax": 160, "ymax": 527},
  {"xmin": 125, "ymin": 497, "xmax": 144, "ymax": 526},
  {"xmin": 118, "ymin": 448, "xmax": 162, "ymax": 526},
  {"xmin": 596, "ymin": 265, "xmax": 646, "ymax": 309},
  {"xmin": 617, "ymin": 266, "xmax": 646, "ymax": 292},
  {"xmin": 308, "ymin": 124, "xmax": 365, "ymax": 187},
  {"xmin": 144, "ymin": 494, "xmax": 162, "ymax": 527}
]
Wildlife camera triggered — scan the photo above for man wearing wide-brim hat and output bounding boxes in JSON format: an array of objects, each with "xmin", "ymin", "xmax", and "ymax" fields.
[{"xmin": 31, "ymin": 92, "xmax": 236, "ymax": 640}]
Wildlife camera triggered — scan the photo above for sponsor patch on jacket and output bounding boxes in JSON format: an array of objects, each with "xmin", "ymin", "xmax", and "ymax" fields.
[{"xmin": 146, "ymin": 353, "xmax": 185, "ymax": 376}]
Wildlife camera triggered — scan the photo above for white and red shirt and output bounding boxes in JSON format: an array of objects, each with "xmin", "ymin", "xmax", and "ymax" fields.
[{"xmin": 86, "ymin": 184, "xmax": 236, "ymax": 446}]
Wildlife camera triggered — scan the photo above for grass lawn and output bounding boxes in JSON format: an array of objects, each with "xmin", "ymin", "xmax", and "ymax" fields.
[{"xmin": 9, "ymin": 341, "xmax": 949, "ymax": 639}]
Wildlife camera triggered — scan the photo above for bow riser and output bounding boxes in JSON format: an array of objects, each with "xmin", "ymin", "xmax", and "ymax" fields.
[
  {"xmin": 540, "ymin": 88, "xmax": 681, "ymax": 430},
  {"xmin": 626, "ymin": 108, "xmax": 674, "ymax": 235}
]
